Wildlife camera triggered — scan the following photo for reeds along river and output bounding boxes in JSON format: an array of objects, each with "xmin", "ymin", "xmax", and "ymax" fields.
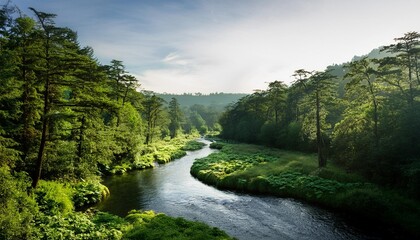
[{"xmin": 96, "ymin": 139, "xmax": 389, "ymax": 240}]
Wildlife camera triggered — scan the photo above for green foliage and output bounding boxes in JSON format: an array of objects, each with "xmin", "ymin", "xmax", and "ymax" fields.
[
  {"xmin": 106, "ymin": 136, "xmax": 200, "ymax": 173},
  {"xmin": 73, "ymin": 181, "xmax": 109, "ymax": 209},
  {"xmin": 34, "ymin": 181, "xmax": 74, "ymax": 216},
  {"xmin": 168, "ymin": 97, "xmax": 182, "ymax": 138},
  {"xmin": 123, "ymin": 210, "xmax": 234, "ymax": 240},
  {"xmin": 34, "ymin": 211, "xmax": 123, "ymax": 240},
  {"xmin": 209, "ymin": 142, "xmax": 224, "ymax": 149},
  {"xmin": 0, "ymin": 167, "xmax": 38, "ymax": 240},
  {"xmin": 191, "ymin": 142, "xmax": 420, "ymax": 236},
  {"xmin": 158, "ymin": 93, "xmax": 247, "ymax": 109},
  {"xmin": 181, "ymin": 140, "xmax": 206, "ymax": 151}
]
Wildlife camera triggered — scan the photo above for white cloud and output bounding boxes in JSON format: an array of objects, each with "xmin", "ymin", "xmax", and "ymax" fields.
[{"xmin": 13, "ymin": 0, "xmax": 420, "ymax": 94}]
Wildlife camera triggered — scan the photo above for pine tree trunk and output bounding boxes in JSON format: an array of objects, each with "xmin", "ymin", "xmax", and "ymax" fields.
[{"xmin": 32, "ymin": 77, "xmax": 49, "ymax": 188}]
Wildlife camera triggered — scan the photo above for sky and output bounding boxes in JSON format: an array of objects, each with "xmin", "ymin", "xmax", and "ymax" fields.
[{"xmin": 8, "ymin": 0, "xmax": 420, "ymax": 94}]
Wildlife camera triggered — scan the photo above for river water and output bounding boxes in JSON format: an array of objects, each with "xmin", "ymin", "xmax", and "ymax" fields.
[{"xmin": 97, "ymin": 139, "xmax": 387, "ymax": 239}]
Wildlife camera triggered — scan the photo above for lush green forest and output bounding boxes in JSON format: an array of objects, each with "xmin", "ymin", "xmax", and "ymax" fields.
[
  {"xmin": 219, "ymin": 32, "xmax": 420, "ymax": 197},
  {"xmin": 2, "ymin": 1, "xmax": 420, "ymax": 239},
  {"xmin": 0, "ymin": 5, "xmax": 231, "ymax": 239},
  {"xmin": 191, "ymin": 33, "xmax": 420, "ymax": 237}
]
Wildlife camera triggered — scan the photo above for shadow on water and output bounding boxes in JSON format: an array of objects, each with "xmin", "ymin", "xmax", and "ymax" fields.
[{"xmin": 96, "ymin": 139, "xmax": 398, "ymax": 240}]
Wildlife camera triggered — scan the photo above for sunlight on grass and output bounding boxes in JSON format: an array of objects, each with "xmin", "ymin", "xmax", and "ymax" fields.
[{"xmin": 191, "ymin": 142, "xmax": 420, "ymax": 236}]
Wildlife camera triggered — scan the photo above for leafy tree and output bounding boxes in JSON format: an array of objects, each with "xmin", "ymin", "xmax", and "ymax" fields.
[
  {"xmin": 344, "ymin": 57, "xmax": 381, "ymax": 147},
  {"xmin": 266, "ymin": 80, "xmax": 287, "ymax": 125},
  {"xmin": 292, "ymin": 69, "xmax": 336, "ymax": 167},
  {"xmin": 143, "ymin": 92, "xmax": 165, "ymax": 145},
  {"xmin": 189, "ymin": 111, "xmax": 207, "ymax": 135},
  {"xmin": 380, "ymin": 32, "xmax": 420, "ymax": 106},
  {"xmin": 168, "ymin": 97, "xmax": 182, "ymax": 138}
]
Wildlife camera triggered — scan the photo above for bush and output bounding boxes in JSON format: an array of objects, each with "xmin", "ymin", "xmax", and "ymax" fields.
[
  {"xmin": 181, "ymin": 140, "xmax": 206, "ymax": 151},
  {"xmin": 34, "ymin": 211, "xmax": 123, "ymax": 240},
  {"xmin": 210, "ymin": 142, "xmax": 224, "ymax": 149},
  {"xmin": 0, "ymin": 167, "xmax": 38, "ymax": 240},
  {"xmin": 73, "ymin": 181, "xmax": 109, "ymax": 209},
  {"xmin": 35, "ymin": 181, "xmax": 74, "ymax": 216},
  {"xmin": 123, "ymin": 210, "xmax": 233, "ymax": 240}
]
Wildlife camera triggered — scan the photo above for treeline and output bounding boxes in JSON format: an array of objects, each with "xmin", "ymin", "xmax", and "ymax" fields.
[
  {"xmin": 219, "ymin": 32, "xmax": 420, "ymax": 199},
  {"xmin": 0, "ymin": 5, "xmax": 218, "ymax": 186},
  {"xmin": 0, "ymin": 5, "xmax": 228, "ymax": 239},
  {"xmin": 158, "ymin": 92, "xmax": 247, "ymax": 109}
]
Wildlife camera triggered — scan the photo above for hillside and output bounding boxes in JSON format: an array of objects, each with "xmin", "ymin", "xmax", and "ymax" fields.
[{"xmin": 157, "ymin": 93, "xmax": 247, "ymax": 109}]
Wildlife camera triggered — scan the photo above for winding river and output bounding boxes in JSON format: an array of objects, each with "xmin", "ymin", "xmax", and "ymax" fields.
[{"xmin": 97, "ymin": 139, "xmax": 388, "ymax": 239}]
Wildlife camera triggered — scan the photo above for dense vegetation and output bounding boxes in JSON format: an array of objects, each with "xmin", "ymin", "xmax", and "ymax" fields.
[
  {"xmin": 2, "ymin": 1, "xmax": 420, "ymax": 239},
  {"xmin": 219, "ymin": 32, "xmax": 420, "ymax": 199},
  {"xmin": 191, "ymin": 142, "xmax": 420, "ymax": 237},
  {"xmin": 158, "ymin": 93, "xmax": 247, "ymax": 109},
  {"xmin": 0, "ymin": 4, "xmax": 231, "ymax": 239}
]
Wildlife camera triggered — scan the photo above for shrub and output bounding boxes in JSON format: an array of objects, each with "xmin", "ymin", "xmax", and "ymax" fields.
[
  {"xmin": 73, "ymin": 181, "xmax": 109, "ymax": 209},
  {"xmin": 35, "ymin": 180, "xmax": 74, "ymax": 216},
  {"xmin": 34, "ymin": 211, "xmax": 123, "ymax": 240},
  {"xmin": 181, "ymin": 140, "xmax": 206, "ymax": 151},
  {"xmin": 209, "ymin": 142, "xmax": 224, "ymax": 149},
  {"xmin": 0, "ymin": 167, "xmax": 38, "ymax": 240},
  {"xmin": 123, "ymin": 210, "xmax": 233, "ymax": 240}
]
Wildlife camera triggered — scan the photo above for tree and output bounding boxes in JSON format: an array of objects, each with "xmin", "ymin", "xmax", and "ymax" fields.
[
  {"xmin": 143, "ymin": 93, "xmax": 165, "ymax": 145},
  {"xmin": 10, "ymin": 16, "xmax": 41, "ymax": 163},
  {"xmin": 292, "ymin": 69, "xmax": 336, "ymax": 167},
  {"xmin": 266, "ymin": 80, "xmax": 287, "ymax": 125},
  {"xmin": 168, "ymin": 97, "xmax": 182, "ymax": 138},
  {"xmin": 28, "ymin": 8, "xmax": 110, "ymax": 187},
  {"xmin": 344, "ymin": 57, "xmax": 381, "ymax": 147},
  {"xmin": 380, "ymin": 32, "xmax": 420, "ymax": 105}
]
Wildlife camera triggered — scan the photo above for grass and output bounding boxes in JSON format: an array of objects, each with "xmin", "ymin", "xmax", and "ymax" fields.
[
  {"xmin": 191, "ymin": 142, "xmax": 420, "ymax": 238},
  {"xmin": 107, "ymin": 135, "xmax": 205, "ymax": 174}
]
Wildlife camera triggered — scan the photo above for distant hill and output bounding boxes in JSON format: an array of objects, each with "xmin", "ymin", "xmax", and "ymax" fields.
[
  {"xmin": 325, "ymin": 47, "xmax": 394, "ymax": 97},
  {"xmin": 157, "ymin": 93, "xmax": 247, "ymax": 109},
  {"xmin": 158, "ymin": 48, "xmax": 391, "ymax": 107},
  {"xmin": 351, "ymin": 47, "xmax": 393, "ymax": 61}
]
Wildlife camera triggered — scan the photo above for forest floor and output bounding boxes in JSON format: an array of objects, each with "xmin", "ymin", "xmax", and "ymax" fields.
[{"xmin": 190, "ymin": 142, "xmax": 420, "ymax": 238}]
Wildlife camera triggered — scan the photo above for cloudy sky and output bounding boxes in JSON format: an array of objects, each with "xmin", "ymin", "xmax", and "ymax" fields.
[{"xmin": 9, "ymin": 0, "xmax": 420, "ymax": 93}]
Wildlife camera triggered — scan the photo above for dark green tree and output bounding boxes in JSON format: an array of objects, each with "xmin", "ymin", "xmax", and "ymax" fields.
[
  {"xmin": 168, "ymin": 97, "xmax": 182, "ymax": 138},
  {"xmin": 143, "ymin": 93, "xmax": 165, "ymax": 145},
  {"xmin": 292, "ymin": 69, "xmax": 336, "ymax": 167}
]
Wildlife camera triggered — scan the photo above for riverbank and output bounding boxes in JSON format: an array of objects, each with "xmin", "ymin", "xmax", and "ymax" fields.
[
  {"xmin": 190, "ymin": 142, "xmax": 420, "ymax": 238},
  {"xmin": 1, "ymin": 138, "xmax": 234, "ymax": 239},
  {"xmin": 104, "ymin": 136, "xmax": 205, "ymax": 175}
]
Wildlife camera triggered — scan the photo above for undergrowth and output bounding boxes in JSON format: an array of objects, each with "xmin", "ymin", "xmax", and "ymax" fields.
[
  {"xmin": 190, "ymin": 143, "xmax": 420, "ymax": 237},
  {"xmin": 0, "ymin": 167, "xmax": 233, "ymax": 239},
  {"xmin": 106, "ymin": 135, "xmax": 204, "ymax": 174}
]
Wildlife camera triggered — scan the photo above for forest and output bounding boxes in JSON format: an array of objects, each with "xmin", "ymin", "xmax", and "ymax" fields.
[
  {"xmin": 1, "ymin": 2, "xmax": 420, "ymax": 240},
  {"xmin": 0, "ymin": 5, "xmax": 233, "ymax": 239},
  {"xmin": 219, "ymin": 36, "xmax": 420, "ymax": 197}
]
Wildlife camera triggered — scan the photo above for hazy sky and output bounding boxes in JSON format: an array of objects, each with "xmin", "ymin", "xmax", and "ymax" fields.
[{"xmin": 9, "ymin": 0, "xmax": 420, "ymax": 93}]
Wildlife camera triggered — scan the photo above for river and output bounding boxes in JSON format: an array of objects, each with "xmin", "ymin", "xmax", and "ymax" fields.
[{"xmin": 97, "ymin": 139, "xmax": 388, "ymax": 239}]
